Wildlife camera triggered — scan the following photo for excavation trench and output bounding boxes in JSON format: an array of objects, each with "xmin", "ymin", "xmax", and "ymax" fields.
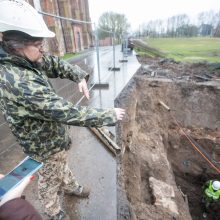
[{"xmin": 116, "ymin": 63, "xmax": 220, "ymax": 220}]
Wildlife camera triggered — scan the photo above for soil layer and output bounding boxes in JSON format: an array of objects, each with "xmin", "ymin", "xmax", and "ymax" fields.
[{"xmin": 116, "ymin": 57, "xmax": 220, "ymax": 220}]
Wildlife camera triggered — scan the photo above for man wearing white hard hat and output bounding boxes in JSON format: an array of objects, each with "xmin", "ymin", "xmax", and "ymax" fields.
[
  {"xmin": 0, "ymin": 0, "xmax": 125, "ymax": 219},
  {"xmin": 202, "ymin": 180, "xmax": 220, "ymax": 218}
]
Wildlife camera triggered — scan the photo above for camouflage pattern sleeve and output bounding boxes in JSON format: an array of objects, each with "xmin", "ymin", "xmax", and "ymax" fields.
[
  {"xmin": 13, "ymin": 73, "xmax": 117, "ymax": 127},
  {"xmin": 41, "ymin": 55, "xmax": 88, "ymax": 83}
]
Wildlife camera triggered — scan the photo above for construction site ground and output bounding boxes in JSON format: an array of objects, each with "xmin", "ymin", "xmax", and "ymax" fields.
[
  {"xmin": 116, "ymin": 55, "xmax": 220, "ymax": 220},
  {"xmin": 1, "ymin": 46, "xmax": 220, "ymax": 220}
]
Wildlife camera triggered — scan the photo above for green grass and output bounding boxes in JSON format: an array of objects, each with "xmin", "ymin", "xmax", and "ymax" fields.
[
  {"xmin": 61, "ymin": 53, "xmax": 77, "ymax": 60},
  {"xmin": 142, "ymin": 37, "xmax": 220, "ymax": 63}
]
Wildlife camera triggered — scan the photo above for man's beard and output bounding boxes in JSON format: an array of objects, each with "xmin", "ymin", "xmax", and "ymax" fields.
[{"xmin": 31, "ymin": 60, "xmax": 43, "ymax": 69}]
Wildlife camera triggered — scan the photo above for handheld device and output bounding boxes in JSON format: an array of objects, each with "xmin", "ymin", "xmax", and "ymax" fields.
[{"xmin": 0, "ymin": 156, "xmax": 43, "ymax": 199}]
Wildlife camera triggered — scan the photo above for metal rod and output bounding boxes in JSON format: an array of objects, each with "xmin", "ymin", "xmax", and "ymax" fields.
[
  {"xmin": 38, "ymin": 11, "xmax": 93, "ymax": 24},
  {"xmin": 113, "ymin": 31, "xmax": 116, "ymax": 70},
  {"xmin": 94, "ymin": 23, "xmax": 101, "ymax": 85}
]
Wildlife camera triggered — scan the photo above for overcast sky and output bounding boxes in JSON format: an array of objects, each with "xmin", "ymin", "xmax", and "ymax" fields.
[{"xmin": 88, "ymin": 0, "xmax": 220, "ymax": 30}]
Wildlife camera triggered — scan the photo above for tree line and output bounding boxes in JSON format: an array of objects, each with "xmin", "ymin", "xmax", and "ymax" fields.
[
  {"xmin": 138, "ymin": 10, "xmax": 220, "ymax": 38},
  {"xmin": 97, "ymin": 10, "xmax": 220, "ymax": 42}
]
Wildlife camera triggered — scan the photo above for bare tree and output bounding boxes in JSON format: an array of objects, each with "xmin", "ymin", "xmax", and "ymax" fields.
[{"xmin": 98, "ymin": 12, "xmax": 130, "ymax": 43}]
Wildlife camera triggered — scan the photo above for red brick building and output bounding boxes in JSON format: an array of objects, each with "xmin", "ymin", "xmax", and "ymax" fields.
[{"xmin": 26, "ymin": 0, "xmax": 94, "ymax": 56}]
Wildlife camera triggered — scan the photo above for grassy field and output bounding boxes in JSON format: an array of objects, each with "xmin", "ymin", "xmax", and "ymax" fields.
[{"xmin": 143, "ymin": 37, "xmax": 220, "ymax": 63}]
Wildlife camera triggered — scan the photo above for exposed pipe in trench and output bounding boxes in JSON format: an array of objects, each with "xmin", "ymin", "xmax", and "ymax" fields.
[{"xmin": 158, "ymin": 100, "xmax": 220, "ymax": 174}]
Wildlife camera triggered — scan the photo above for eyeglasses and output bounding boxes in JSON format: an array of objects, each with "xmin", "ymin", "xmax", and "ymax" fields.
[
  {"xmin": 33, "ymin": 41, "xmax": 45, "ymax": 49},
  {"xmin": 26, "ymin": 40, "xmax": 45, "ymax": 49}
]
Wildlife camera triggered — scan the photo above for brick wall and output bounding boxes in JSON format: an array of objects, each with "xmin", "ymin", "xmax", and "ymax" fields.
[{"xmin": 27, "ymin": 0, "xmax": 94, "ymax": 55}]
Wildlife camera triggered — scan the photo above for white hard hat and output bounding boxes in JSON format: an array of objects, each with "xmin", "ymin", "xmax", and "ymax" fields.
[
  {"xmin": 0, "ymin": 0, "xmax": 55, "ymax": 38},
  {"xmin": 212, "ymin": 181, "xmax": 220, "ymax": 190}
]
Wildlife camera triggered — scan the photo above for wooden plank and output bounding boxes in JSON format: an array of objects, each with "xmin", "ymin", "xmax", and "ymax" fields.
[{"xmin": 89, "ymin": 127, "xmax": 121, "ymax": 156}]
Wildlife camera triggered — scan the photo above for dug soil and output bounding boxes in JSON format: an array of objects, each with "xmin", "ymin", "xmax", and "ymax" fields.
[{"xmin": 116, "ymin": 56, "xmax": 220, "ymax": 220}]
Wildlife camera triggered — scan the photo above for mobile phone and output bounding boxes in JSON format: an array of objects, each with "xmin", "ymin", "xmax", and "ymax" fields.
[{"xmin": 0, "ymin": 156, "xmax": 43, "ymax": 199}]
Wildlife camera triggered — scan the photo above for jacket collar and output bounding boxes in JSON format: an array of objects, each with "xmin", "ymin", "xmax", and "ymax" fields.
[{"xmin": 0, "ymin": 45, "xmax": 39, "ymax": 69}]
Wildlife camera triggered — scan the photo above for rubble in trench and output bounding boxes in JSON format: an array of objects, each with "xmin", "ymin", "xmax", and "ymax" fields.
[{"xmin": 115, "ymin": 56, "xmax": 220, "ymax": 220}]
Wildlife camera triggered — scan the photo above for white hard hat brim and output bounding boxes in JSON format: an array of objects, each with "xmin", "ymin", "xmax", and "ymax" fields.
[{"xmin": 0, "ymin": 22, "xmax": 55, "ymax": 38}]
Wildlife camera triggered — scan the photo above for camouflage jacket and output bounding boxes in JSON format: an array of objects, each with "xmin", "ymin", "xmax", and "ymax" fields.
[{"xmin": 0, "ymin": 49, "xmax": 117, "ymax": 159}]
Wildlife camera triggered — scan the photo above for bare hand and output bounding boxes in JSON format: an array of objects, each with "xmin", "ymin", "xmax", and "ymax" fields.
[
  {"xmin": 114, "ymin": 108, "xmax": 126, "ymax": 121},
  {"xmin": 78, "ymin": 78, "xmax": 90, "ymax": 100},
  {"xmin": 0, "ymin": 174, "xmax": 33, "ymax": 206}
]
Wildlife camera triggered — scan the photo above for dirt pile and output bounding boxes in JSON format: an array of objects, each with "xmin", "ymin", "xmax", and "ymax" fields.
[{"xmin": 116, "ymin": 57, "xmax": 220, "ymax": 220}]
